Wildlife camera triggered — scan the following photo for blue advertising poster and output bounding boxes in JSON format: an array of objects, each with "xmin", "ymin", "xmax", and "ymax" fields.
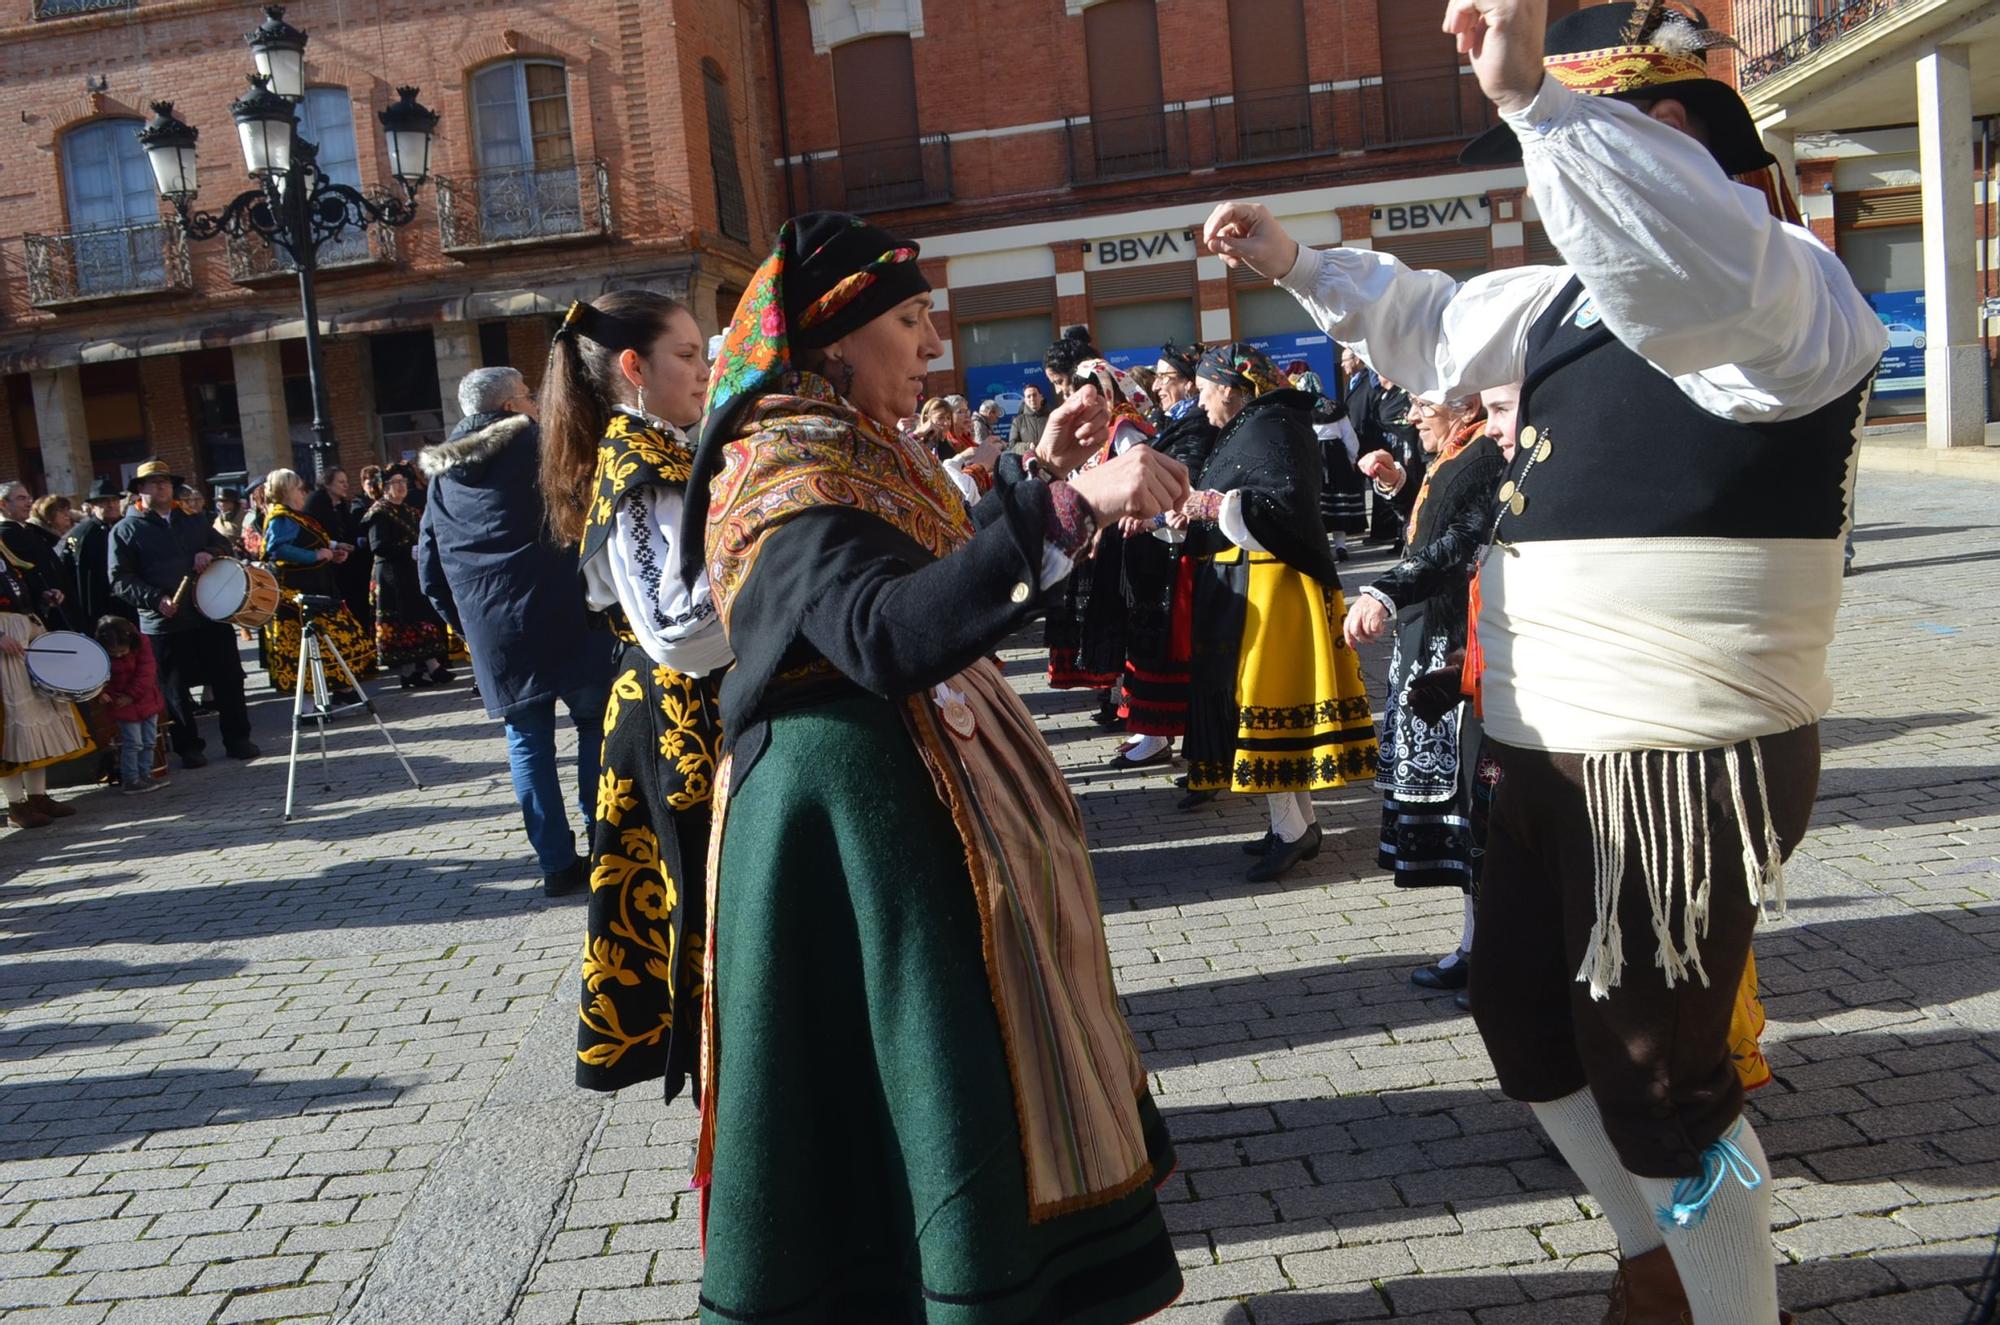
[
  {"xmin": 962, "ymin": 331, "xmax": 1339, "ymax": 439},
  {"xmin": 1866, "ymin": 291, "xmax": 1925, "ymax": 396}
]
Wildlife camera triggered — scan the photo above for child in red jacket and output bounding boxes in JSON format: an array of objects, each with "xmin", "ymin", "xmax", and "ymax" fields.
[{"xmin": 95, "ymin": 617, "xmax": 167, "ymax": 795}]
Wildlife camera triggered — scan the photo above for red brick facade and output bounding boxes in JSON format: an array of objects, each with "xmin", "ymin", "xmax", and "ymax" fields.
[{"xmin": 0, "ymin": 0, "xmax": 779, "ymax": 495}]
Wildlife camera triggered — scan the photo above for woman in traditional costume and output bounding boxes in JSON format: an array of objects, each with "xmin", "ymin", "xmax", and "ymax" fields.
[
  {"xmin": 0, "ymin": 546, "xmax": 92, "ymax": 829},
  {"xmin": 1345, "ymin": 395, "xmax": 1504, "ymax": 997},
  {"xmin": 537, "ymin": 291, "xmax": 732, "ymax": 1103},
  {"xmin": 1173, "ymin": 342, "xmax": 1378, "ymax": 881},
  {"xmin": 259, "ymin": 468, "xmax": 373, "ymax": 701},
  {"xmin": 684, "ymin": 212, "xmax": 1189, "ymax": 1324},
  {"xmin": 360, "ymin": 471, "xmax": 454, "ymax": 689},
  {"xmin": 1109, "ymin": 342, "xmax": 1215, "ymax": 770}
]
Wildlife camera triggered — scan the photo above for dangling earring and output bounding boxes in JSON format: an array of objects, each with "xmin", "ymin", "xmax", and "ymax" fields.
[
  {"xmin": 830, "ymin": 355, "xmax": 856, "ymax": 398},
  {"xmin": 635, "ymin": 385, "xmax": 648, "ymax": 419}
]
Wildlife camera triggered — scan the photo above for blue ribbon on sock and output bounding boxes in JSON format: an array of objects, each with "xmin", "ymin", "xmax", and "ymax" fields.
[{"xmin": 1657, "ymin": 1123, "xmax": 1763, "ymax": 1231}]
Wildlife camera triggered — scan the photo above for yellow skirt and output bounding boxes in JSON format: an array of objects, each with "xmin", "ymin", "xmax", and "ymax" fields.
[
  {"xmin": 1187, "ymin": 548, "xmax": 1378, "ymax": 794},
  {"xmin": 1730, "ymin": 950, "xmax": 1772, "ymax": 1092},
  {"xmin": 260, "ymin": 603, "xmax": 377, "ymax": 693}
]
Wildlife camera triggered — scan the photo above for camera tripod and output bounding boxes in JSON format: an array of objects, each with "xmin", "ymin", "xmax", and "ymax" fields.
[{"xmin": 282, "ymin": 598, "xmax": 423, "ymax": 822}]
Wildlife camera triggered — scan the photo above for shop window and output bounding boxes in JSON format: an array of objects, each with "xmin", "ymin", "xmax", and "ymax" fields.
[
  {"xmin": 1837, "ymin": 219, "xmax": 1924, "ymax": 420},
  {"xmin": 1094, "ymin": 300, "xmax": 1197, "ymax": 359},
  {"xmin": 372, "ymin": 329, "xmax": 446, "ymax": 459},
  {"xmin": 959, "ymin": 314, "xmax": 1057, "ymax": 371},
  {"xmin": 1233, "ymin": 285, "xmax": 1316, "ymax": 340}
]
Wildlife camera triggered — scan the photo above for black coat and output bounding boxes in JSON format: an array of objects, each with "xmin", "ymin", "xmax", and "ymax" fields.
[
  {"xmin": 1, "ymin": 521, "xmax": 77, "ymax": 631},
  {"xmin": 1190, "ymin": 389, "xmax": 1343, "ymax": 586},
  {"xmin": 416, "ymin": 411, "xmax": 614, "ymax": 719},
  {"xmin": 60, "ymin": 515, "xmax": 133, "ymax": 627}
]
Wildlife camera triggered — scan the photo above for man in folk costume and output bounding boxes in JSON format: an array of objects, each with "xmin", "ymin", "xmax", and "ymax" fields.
[{"xmin": 1204, "ymin": 1, "xmax": 1884, "ymax": 1320}]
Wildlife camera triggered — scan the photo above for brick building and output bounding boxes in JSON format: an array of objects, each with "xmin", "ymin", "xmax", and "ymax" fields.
[
  {"xmin": 0, "ymin": 0, "xmax": 781, "ymax": 497},
  {"xmin": 769, "ymin": 0, "xmax": 1610, "ymax": 406}
]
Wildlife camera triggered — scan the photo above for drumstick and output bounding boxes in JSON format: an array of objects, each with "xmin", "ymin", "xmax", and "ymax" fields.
[
  {"xmin": 171, "ymin": 574, "xmax": 194, "ymax": 614},
  {"xmin": 25, "ymin": 642, "xmax": 85, "ymax": 654}
]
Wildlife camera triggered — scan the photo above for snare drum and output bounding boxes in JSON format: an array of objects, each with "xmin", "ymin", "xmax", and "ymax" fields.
[
  {"xmin": 195, "ymin": 558, "xmax": 282, "ymax": 629},
  {"xmin": 25, "ymin": 631, "xmax": 111, "ymax": 703}
]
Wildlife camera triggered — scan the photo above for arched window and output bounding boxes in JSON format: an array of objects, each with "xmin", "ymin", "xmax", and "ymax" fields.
[
  {"xmin": 61, "ymin": 118, "xmax": 165, "ymax": 295},
  {"xmin": 703, "ymin": 61, "xmax": 750, "ymax": 242},
  {"xmin": 470, "ymin": 58, "xmax": 581, "ymax": 239}
]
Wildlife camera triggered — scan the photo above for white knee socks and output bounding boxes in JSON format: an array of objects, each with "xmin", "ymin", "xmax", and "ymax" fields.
[
  {"xmin": 1530, "ymin": 1088, "xmax": 1664, "ymax": 1259},
  {"xmin": 1267, "ymin": 791, "xmax": 1315, "ymax": 843},
  {"xmin": 2, "ymin": 768, "xmax": 46, "ymax": 802},
  {"xmin": 1636, "ymin": 1119, "xmax": 1779, "ymax": 1325}
]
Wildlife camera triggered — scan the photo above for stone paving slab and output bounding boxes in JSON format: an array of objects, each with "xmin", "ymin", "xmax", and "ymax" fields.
[{"xmin": 1, "ymin": 471, "xmax": 1996, "ymax": 1324}]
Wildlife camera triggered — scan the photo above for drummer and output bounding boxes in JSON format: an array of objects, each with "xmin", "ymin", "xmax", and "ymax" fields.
[
  {"xmin": 1, "ymin": 542, "xmax": 93, "ymax": 830},
  {"xmin": 108, "ymin": 459, "xmax": 259, "ymax": 769}
]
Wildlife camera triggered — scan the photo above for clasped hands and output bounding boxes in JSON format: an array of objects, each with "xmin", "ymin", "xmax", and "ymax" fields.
[{"xmin": 1036, "ymin": 385, "xmax": 1190, "ymax": 526}]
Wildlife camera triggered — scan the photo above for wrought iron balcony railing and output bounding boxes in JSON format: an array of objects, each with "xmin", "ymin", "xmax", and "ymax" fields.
[
  {"xmin": 25, "ymin": 221, "xmax": 192, "ymax": 307},
  {"xmin": 1357, "ymin": 69, "xmax": 1496, "ymax": 151},
  {"xmin": 434, "ymin": 158, "xmax": 612, "ymax": 253},
  {"xmin": 226, "ymin": 223, "xmax": 395, "ymax": 283},
  {"xmin": 33, "ymin": 0, "xmax": 134, "ymax": 18},
  {"xmin": 1065, "ymin": 104, "xmax": 1192, "ymax": 185},
  {"xmin": 788, "ymin": 135, "xmax": 953, "ymax": 215},
  {"xmin": 1737, "ymin": 0, "xmax": 1924, "ymax": 87},
  {"xmin": 1217, "ymin": 85, "xmax": 1340, "ymax": 165}
]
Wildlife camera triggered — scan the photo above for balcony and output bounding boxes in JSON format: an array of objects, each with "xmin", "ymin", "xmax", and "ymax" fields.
[
  {"xmin": 1065, "ymin": 104, "xmax": 1191, "ymax": 185},
  {"xmin": 226, "ymin": 225, "xmax": 396, "ymax": 284},
  {"xmin": 25, "ymin": 222, "xmax": 192, "ymax": 307},
  {"xmin": 32, "ymin": 0, "xmax": 134, "ymax": 17},
  {"xmin": 1357, "ymin": 69, "xmax": 1496, "ymax": 151},
  {"xmin": 1214, "ymin": 85, "xmax": 1340, "ymax": 164},
  {"xmin": 1738, "ymin": 0, "xmax": 1928, "ymax": 87},
  {"xmin": 434, "ymin": 158, "xmax": 611, "ymax": 254},
  {"xmin": 788, "ymin": 135, "xmax": 952, "ymax": 215}
]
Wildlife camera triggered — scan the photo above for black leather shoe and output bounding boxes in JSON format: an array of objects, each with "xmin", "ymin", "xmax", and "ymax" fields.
[
  {"xmin": 429, "ymin": 668, "xmax": 457, "ymax": 684},
  {"xmin": 1175, "ymin": 789, "xmax": 1217, "ymax": 812},
  {"xmin": 180, "ymin": 750, "xmax": 209, "ymax": 770},
  {"xmin": 1090, "ymin": 704, "xmax": 1122, "ymax": 728},
  {"xmin": 1241, "ymin": 831, "xmax": 1277, "ymax": 856},
  {"xmin": 225, "ymin": 742, "xmax": 261, "ymax": 762},
  {"xmin": 1105, "ymin": 746, "xmax": 1172, "ymax": 770},
  {"xmin": 1246, "ymin": 824, "xmax": 1321, "ymax": 883},
  {"xmin": 1411, "ymin": 951, "xmax": 1471, "ymax": 991},
  {"xmin": 542, "ymin": 861, "xmax": 586, "ymax": 898},
  {"xmin": 1454, "ymin": 987, "xmax": 1472, "ymax": 1013}
]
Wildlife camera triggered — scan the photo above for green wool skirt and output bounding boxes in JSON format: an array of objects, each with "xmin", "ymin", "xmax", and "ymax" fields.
[{"xmin": 702, "ymin": 693, "xmax": 1181, "ymax": 1325}]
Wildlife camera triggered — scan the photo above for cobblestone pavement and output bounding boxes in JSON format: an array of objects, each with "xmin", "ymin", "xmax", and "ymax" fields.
[{"xmin": 1, "ymin": 469, "xmax": 1995, "ymax": 1325}]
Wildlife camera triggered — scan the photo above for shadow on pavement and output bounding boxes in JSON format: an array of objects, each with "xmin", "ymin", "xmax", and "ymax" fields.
[
  {"xmin": 0, "ymin": 857, "xmax": 547, "ymax": 958},
  {"xmin": 0, "ymin": 1019, "xmax": 164, "ymax": 1063},
  {"xmin": 0, "ymin": 956, "xmax": 248, "ymax": 1016},
  {"xmin": 1813, "ymin": 766, "xmax": 2000, "ymax": 829},
  {"xmin": 0, "ymin": 1064, "xmax": 397, "ymax": 1160},
  {"xmin": 1819, "ymin": 712, "xmax": 1987, "ymax": 750}
]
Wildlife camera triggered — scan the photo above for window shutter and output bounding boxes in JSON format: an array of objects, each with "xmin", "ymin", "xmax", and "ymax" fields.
[
  {"xmin": 832, "ymin": 35, "xmax": 922, "ymax": 197},
  {"xmin": 1835, "ymin": 189, "xmax": 1922, "ymax": 229},
  {"xmin": 1373, "ymin": 228, "xmax": 1491, "ymax": 272},
  {"xmin": 951, "ymin": 277, "xmax": 1058, "ymax": 320},
  {"xmin": 1089, "ymin": 262, "xmax": 1196, "ymax": 303},
  {"xmin": 703, "ymin": 65, "xmax": 749, "ymax": 242}
]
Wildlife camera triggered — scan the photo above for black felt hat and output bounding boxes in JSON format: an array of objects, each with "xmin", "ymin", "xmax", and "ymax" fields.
[
  {"xmin": 84, "ymin": 477, "xmax": 123, "ymax": 501},
  {"xmin": 1460, "ymin": 1, "xmax": 1774, "ymax": 176}
]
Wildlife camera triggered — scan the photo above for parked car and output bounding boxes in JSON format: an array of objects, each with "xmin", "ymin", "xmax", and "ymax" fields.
[
  {"xmin": 985, "ymin": 390, "xmax": 1024, "ymax": 418},
  {"xmin": 1882, "ymin": 322, "xmax": 1927, "ymax": 350}
]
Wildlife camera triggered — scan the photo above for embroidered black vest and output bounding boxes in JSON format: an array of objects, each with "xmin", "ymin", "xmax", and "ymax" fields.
[
  {"xmin": 1504, "ymin": 277, "xmax": 1870, "ymax": 544},
  {"xmin": 581, "ymin": 412, "xmax": 698, "ymax": 643}
]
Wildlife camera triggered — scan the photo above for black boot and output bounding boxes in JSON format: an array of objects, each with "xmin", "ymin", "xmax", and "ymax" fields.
[
  {"xmin": 1411, "ymin": 950, "xmax": 1471, "ymax": 991},
  {"xmin": 542, "ymin": 860, "xmax": 586, "ymax": 898},
  {"xmin": 1246, "ymin": 824, "xmax": 1321, "ymax": 883}
]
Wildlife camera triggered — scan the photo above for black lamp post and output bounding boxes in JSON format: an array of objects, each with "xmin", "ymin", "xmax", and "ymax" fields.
[{"xmin": 138, "ymin": 5, "xmax": 439, "ymax": 484}]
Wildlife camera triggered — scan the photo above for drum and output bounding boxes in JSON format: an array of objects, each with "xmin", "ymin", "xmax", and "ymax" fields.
[
  {"xmin": 25, "ymin": 631, "xmax": 111, "ymax": 702},
  {"xmin": 195, "ymin": 558, "xmax": 282, "ymax": 629}
]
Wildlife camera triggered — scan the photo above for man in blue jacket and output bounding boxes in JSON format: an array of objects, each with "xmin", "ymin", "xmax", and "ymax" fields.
[{"xmin": 418, "ymin": 367, "xmax": 614, "ymax": 897}]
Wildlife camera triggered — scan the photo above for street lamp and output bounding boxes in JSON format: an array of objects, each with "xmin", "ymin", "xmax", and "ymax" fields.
[{"xmin": 139, "ymin": 7, "xmax": 439, "ymax": 484}]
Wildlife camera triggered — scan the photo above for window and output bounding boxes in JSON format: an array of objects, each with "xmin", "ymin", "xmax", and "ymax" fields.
[
  {"xmin": 472, "ymin": 59, "xmax": 583, "ymax": 240},
  {"xmin": 1372, "ymin": 1, "xmax": 1485, "ymax": 146},
  {"xmin": 703, "ymin": 62, "xmax": 750, "ymax": 242},
  {"xmin": 371, "ymin": 330, "xmax": 447, "ymax": 459},
  {"xmin": 61, "ymin": 118, "xmax": 165, "ymax": 295},
  {"xmin": 1233, "ymin": 285, "xmax": 1316, "ymax": 340},
  {"xmin": 958, "ymin": 314, "xmax": 1056, "ymax": 372},
  {"xmin": 185, "ymin": 350, "xmax": 245, "ymax": 479},
  {"xmin": 478, "ymin": 321, "xmax": 512, "ymax": 368},
  {"xmin": 1083, "ymin": 0, "xmax": 1168, "ymax": 176},
  {"xmin": 1094, "ymin": 301, "xmax": 1196, "ymax": 358},
  {"xmin": 1836, "ymin": 215, "xmax": 1924, "ymax": 420},
  {"xmin": 831, "ymin": 36, "xmax": 923, "ymax": 209},
  {"xmin": 1228, "ymin": 0, "xmax": 1310, "ymax": 160},
  {"xmin": 300, "ymin": 88, "xmax": 369, "ymax": 264}
]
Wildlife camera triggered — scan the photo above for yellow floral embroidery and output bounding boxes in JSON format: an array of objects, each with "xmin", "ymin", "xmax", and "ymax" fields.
[
  {"xmin": 595, "ymin": 767, "xmax": 640, "ymax": 826},
  {"xmin": 655, "ymin": 667, "xmax": 718, "ymax": 812},
  {"xmin": 603, "ymin": 668, "xmax": 644, "ymax": 736}
]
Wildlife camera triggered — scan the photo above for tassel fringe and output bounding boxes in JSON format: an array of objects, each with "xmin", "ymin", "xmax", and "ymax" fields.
[{"xmin": 1576, "ymin": 738, "xmax": 1786, "ymax": 1001}]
